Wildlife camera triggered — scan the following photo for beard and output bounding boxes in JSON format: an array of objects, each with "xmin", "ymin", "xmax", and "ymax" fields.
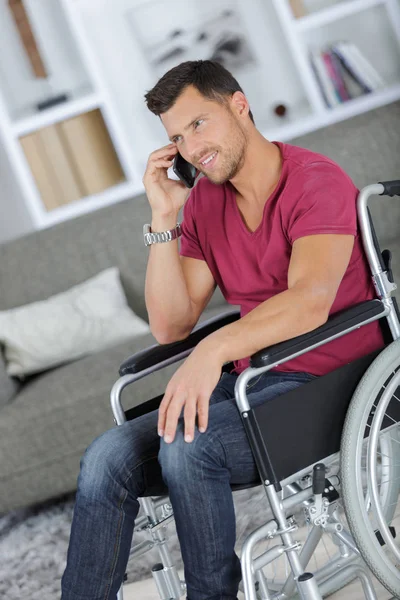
[{"xmin": 200, "ymin": 118, "xmax": 248, "ymax": 185}]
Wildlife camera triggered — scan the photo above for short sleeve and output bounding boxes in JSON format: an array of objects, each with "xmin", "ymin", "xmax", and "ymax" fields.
[
  {"xmin": 179, "ymin": 188, "xmax": 206, "ymax": 261},
  {"xmin": 287, "ymin": 162, "xmax": 358, "ymax": 245}
]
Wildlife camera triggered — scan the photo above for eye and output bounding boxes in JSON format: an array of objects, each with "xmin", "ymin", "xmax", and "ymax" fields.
[
  {"xmin": 194, "ymin": 119, "xmax": 204, "ymax": 129},
  {"xmin": 172, "ymin": 135, "xmax": 182, "ymax": 144}
]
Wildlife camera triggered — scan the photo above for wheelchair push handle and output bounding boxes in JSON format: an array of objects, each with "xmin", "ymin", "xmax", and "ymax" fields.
[{"xmin": 379, "ymin": 180, "xmax": 400, "ymax": 197}]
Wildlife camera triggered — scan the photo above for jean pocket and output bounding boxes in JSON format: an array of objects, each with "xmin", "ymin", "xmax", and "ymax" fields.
[{"xmin": 246, "ymin": 375, "xmax": 263, "ymax": 390}]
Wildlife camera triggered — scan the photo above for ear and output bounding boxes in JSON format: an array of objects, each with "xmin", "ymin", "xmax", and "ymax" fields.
[{"xmin": 230, "ymin": 91, "xmax": 250, "ymax": 120}]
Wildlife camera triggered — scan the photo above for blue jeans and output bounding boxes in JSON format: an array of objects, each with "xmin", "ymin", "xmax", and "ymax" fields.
[{"xmin": 61, "ymin": 369, "xmax": 316, "ymax": 600}]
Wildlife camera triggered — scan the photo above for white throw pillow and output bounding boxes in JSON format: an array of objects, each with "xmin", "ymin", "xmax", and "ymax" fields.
[{"xmin": 0, "ymin": 267, "xmax": 150, "ymax": 377}]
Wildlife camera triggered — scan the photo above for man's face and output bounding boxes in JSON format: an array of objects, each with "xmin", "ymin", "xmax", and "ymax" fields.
[{"xmin": 161, "ymin": 85, "xmax": 249, "ymax": 185}]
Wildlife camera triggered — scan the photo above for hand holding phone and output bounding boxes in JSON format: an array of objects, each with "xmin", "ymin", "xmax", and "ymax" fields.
[
  {"xmin": 173, "ymin": 153, "xmax": 197, "ymax": 189},
  {"xmin": 143, "ymin": 144, "xmax": 193, "ymax": 216}
]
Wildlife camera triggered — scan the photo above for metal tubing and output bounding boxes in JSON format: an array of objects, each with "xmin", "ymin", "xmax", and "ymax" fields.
[
  {"xmin": 265, "ymin": 485, "xmax": 305, "ymax": 579},
  {"xmin": 129, "ymin": 539, "xmax": 154, "ymax": 558},
  {"xmin": 256, "ymin": 568, "xmax": 273, "ymax": 600},
  {"xmin": 241, "ymin": 518, "xmax": 280, "ymax": 600},
  {"xmin": 281, "ymin": 525, "xmax": 323, "ymax": 598},
  {"xmin": 324, "ymin": 523, "xmax": 361, "ymax": 556},
  {"xmin": 282, "ymin": 486, "xmax": 314, "ymax": 511},
  {"xmin": 234, "ymin": 304, "xmax": 389, "ymax": 414},
  {"xmin": 140, "ymin": 497, "xmax": 183, "ymax": 598},
  {"xmin": 318, "ymin": 564, "xmax": 377, "ymax": 600},
  {"xmin": 117, "ymin": 586, "xmax": 124, "ymax": 600},
  {"xmin": 305, "ymin": 555, "xmax": 359, "ymax": 593},
  {"xmin": 296, "ymin": 573, "xmax": 323, "ymax": 600},
  {"xmin": 152, "ymin": 565, "xmax": 173, "ymax": 600},
  {"xmin": 358, "ymin": 183, "xmax": 400, "ymax": 341},
  {"xmin": 157, "ymin": 543, "xmax": 183, "ymax": 598},
  {"xmin": 253, "ymin": 544, "xmax": 285, "ymax": 572}
]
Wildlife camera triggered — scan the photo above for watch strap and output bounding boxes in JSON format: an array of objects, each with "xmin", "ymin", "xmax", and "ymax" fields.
[{"xmin": 143, "ymin": 223, "xmax": 182, "ymax": 246}]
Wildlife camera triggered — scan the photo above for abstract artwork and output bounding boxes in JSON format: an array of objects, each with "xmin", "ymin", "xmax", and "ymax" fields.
[{"xmin": 126, "ymin": 0, "xmax": 256, "ymax": 80}]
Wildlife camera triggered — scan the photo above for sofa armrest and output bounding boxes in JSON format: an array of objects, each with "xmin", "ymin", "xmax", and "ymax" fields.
[
  {"xmin": 250, "ymin": 299, "xmax": 386, "ymax": 369},
  {"xmin": 119, "ymin": 310, "xmax": 240, "ymax": 376}
]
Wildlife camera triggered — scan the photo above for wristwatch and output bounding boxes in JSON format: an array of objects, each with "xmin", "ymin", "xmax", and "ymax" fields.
[{"xmin": 143, "ymin": 223, "xmax": 182, "ymax": 246}]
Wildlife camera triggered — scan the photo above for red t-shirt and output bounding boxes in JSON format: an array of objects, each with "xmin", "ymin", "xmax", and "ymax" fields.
[{"xmin": 179, "ymin": 140, "xmax": 385, "ymax": 377}]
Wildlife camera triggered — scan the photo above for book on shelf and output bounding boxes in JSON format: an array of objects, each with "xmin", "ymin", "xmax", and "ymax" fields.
[
  {"xmin": 331, "ymin": 41, "xmax": 385, "ymax": 93},
  {"xmin": 310, "ymin": 41, "xmax": 385, "ymax": 108},
  {"xmin": 309, "ymin": 49, "xmax": 341, "ymax": 108},
  {"xmin": 20, "ymin": 127, "xmax": 83, "ymax": 211},
  {"xmin": 19, "ymin": 110, "xmax": 126, "ymax": 212},
  {"xmin": 289, "ymin": 0, "xmax": 308, "ymax": 18},
  {"xmin": 20, "ymin": 133, "xmax": 61, "ymax": 211},
  {"xmin": 322, "ymin": 51, "xmax": 352, "ymax": 103},
  {"xmin": 57, "ymin": 109, "xmax": 126, "ymax": 197}
]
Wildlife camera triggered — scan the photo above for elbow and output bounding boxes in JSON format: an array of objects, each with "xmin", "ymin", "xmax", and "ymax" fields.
[
  {"xmin": 298, "ymin": 297, "xmax": 330, "ymax": 335},
  {"xmin": 151, "ymin": 325, "xmax": 192, "ymax": 345},
  {"xmin": 309, "ymin": 300, "xmax": 331, "ymax": 330}
]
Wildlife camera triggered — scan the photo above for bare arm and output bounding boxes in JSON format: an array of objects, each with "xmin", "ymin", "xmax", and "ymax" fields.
[
  {"xmin": 142, "ymin": 143, "xmax": 216, "ymax": 343},
  {"xmin": 145, "ymin": 213, "xmax": 216, "ymax": 344}
]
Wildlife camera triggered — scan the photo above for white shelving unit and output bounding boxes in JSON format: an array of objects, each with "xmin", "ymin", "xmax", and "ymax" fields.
[
  {"xmin": 0, "ymin": 0, "xmax": 142, "ymax": 236},
  {"xmin": 0, "ymin": 0, "xmax": 399, "ymax": 239},
  {"xmin": 268, "ymin": 0, "xmax": 400, "ymax": 139}
]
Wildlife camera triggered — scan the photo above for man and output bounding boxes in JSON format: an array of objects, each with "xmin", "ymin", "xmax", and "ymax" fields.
[{"xmin": 61, "ymin": 60, "xmax": 384, "ymax": 600}]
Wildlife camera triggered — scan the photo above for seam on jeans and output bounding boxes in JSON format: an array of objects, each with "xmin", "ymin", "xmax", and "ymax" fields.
[
  {"xmin": 246, "ymin": 374, "xmax": 262, "ymax": 390},
  {"xmin": 201, "ymin": 457, "xmax": 224, "ymax": 595},
  {"xmin": 103, "ymin": 452, "xmax": 159, "ymax": 599},
  {"xmin": 103, "ymin": 489, "xmax": 127, "ymax": 600}
]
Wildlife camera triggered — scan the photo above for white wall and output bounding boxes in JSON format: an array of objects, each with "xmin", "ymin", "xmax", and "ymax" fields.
[
  {"xmin": 76, "ymin": 0, "xmax": 308, "ymax": 175},
  {"xmin": 0, "ymin": 139, "xmax": 34, "ymax": 245}
]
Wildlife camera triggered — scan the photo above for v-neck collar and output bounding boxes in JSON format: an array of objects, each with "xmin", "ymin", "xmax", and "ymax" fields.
[{"xmin": 229, "ymin": 141, "xmax": 286, "ymax": 236}]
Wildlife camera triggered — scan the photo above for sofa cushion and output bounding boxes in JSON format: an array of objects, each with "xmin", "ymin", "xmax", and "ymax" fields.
[
  {"xmin": 0, "ymin": 194, "xmax": 229, "ymax": 324},
  {"xmin": 0, "ymin": 351, "xmax": 20, "ymax": 409},
  {"xmin": 0, "ymin": 267, "xmax": 150, "ymax": 377},
  {"xmin": 0, "ymin": 304, "xmax": 236, "ymax": 510}
]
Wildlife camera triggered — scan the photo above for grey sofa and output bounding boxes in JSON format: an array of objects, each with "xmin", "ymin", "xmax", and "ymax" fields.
[
  {"xmin": 0, "ymin": 193, "xmax": 232, "ymax": 515},
  {"xmin": 0, "ymin": 100, "xmax": 399, "ymax": 515}
]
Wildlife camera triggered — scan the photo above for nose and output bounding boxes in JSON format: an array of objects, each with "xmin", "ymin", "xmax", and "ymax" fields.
[{"xmin": 184, "ymin": 137, "xmax": 203, "ymax": 164}]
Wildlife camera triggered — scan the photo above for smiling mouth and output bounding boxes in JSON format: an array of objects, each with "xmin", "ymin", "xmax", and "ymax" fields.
[{"xmin": 200, "ymin": 151, "xmax": 218, "ymax": 168}]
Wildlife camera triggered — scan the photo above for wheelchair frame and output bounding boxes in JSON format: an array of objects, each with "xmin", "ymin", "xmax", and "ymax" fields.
[{"xmin": 111, "ymin": 181, "xmax": 400, "ymax": 600}]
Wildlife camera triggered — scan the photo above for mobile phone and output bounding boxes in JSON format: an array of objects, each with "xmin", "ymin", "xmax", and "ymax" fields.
[{"xmin": 173, "ymin": 153, "xmax": 197, "ymax": 189}]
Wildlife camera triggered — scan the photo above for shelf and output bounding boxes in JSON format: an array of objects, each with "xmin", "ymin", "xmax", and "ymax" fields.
[
  {"xmin": 264, "ymin": 81, "xmax": 400, "ymax": 141},
  {"xmin": 295, "ymin": 0, "xmax": 386, "ymax": 32},
  {"xmin": 13, "ymin": 90, "xmax": 102, "ymax": 137},
  {"xmin": 38, "ymin": 180, "xmax": 142, "ymax": 229}
]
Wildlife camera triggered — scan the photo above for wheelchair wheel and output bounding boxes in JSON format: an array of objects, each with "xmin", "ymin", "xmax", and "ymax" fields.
[{"xmin": 341, "ymin": 339, "xmax": 400, "ymax": 598}]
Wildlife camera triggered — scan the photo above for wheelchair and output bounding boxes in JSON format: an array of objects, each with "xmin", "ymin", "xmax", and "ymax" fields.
[{"xmin": 111, "ymin": 180, "xmax": 400, "ymax": 600}]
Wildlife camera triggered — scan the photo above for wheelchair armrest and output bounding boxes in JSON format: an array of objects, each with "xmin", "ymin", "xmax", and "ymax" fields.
[
  {"xmin": 119, "ymin": 310, "xmax": 240, "ymax": 376},
  {"xmin": 250, "ymin": 299, "xmax": 386, "ymax": 369}
]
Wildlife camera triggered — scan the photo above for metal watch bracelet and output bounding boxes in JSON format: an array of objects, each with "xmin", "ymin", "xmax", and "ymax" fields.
[{"xmin": 143, "ymin": 223, "xmax": 182, "ymax": 247}]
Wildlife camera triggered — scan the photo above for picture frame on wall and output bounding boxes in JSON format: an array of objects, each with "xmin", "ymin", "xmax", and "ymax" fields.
[{"xmin": 125, "ymin": 0, "xmax": 258, "ymax": 81}]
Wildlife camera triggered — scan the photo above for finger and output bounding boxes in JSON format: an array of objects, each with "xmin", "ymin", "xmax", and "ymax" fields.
[
  {"xmin": 183, "ymin": 397, "xmax": 197, "ymax": 443},
  {"xmin": 164, "ymin": 396, "xmax": 185, "ymax": 444},
  {"xmin": 149, "ymin": 144, "xmax": 178, "ymax": 162},
  {"xmin": 157, "ymin": 392, "xmax": 172, "ymax": 436},
  {"xmin": 148, "ymin": 158, "xmax": 175, "ymax": 171},
  {"xmin": 197, "ymin": 394, "xmax": 210, "ymax": 433},
  {"xmin": 143, "ymin": 159, "xmax": 175, "ymax": 186}
]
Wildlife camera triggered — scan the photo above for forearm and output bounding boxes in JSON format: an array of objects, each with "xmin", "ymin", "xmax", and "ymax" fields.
[
  {"xmin": 145, "ymin": 212, "xmax": 193, "ymax": 343},
  {"xmin": 202, "ymin": 285, "xmax": 329, "ymax": 365}
]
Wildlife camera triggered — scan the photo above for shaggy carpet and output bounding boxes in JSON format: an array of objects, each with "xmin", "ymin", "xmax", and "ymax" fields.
[{"xmin": 0, "ymin": 486, "xmax": 269, "ymax": 600}]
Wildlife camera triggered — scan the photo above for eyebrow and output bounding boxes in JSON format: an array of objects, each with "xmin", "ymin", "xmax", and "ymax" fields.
[{"xmin": 169, "ymin": 113, "xmax": 209, "ymax": 141}]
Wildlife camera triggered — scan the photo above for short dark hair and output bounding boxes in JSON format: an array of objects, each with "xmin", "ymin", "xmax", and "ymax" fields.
[{"xmin": 144, "ymin": 60, "xmax": 255, "ymax": 124}]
